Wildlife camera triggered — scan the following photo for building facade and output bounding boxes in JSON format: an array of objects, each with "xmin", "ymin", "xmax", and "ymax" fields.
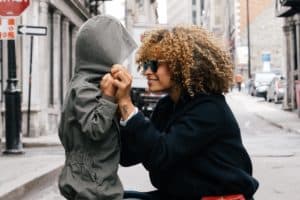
[
  {"xmin": 126, "ymin": 0, "xmax": 158, "ymax": 28},
  {"xmin": 166, "ymin": 0, "xmax": 236, "ymax": 64},
  {"xmin": 125, "ymin": 0, "xmax": 158, "ymax": 83},
  {"xmin": 166, "ymin": 0, "xmax": 235, "ymax": 45},
  {"xmin": 201, "ymin": 0, "xmax": 236, "ymax": 61},
  {"xmin": 237, "ymin": 0, "xmax": 284, "ymax": 78},
  {"xmin": 0, "ymin": 0, "xmax": 91, "ymax": 137},
  {"xmin": 166, "ymin": 0, "xmax": 192, "ymax": 25},
  {"xmin": 275, "ymin": 0, "xmax": 300, "ymax": 112}
]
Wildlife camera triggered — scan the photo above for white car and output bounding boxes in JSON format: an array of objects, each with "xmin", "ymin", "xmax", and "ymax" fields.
[
  {"xmin": 266, "ymin": 76, "xmax": 286, "ymax": 103},
  {"xmin": 253, "ymin": 72, "xmax": 277, "ymax": 100}
]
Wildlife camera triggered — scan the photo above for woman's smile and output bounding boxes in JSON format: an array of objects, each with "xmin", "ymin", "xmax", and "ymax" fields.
[{"xmin": 147, "ymin": 78, "xmax": 159, "ymax": 85}]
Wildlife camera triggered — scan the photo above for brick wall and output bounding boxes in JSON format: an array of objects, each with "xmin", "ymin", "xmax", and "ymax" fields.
[
  {"xmin": 240, "ymin": 0, "xmax": 284, "ymax": 74},
  {"xmin": 239, "ymin": 0, "xmax": 273, "ymax": 33}
]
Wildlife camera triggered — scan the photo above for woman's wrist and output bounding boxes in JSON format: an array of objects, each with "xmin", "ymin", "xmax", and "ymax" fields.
[
  {"xmin": 119, "ymin": 107, "xmax": 138, "ymax": 126},
  {"xmin": 118, "ymin": 100, "xmax": 135, "ymax": 120}
]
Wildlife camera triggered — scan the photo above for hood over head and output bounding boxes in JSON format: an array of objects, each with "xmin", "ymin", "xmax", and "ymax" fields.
[{"xmin": 75, "ymin": 15, "xmax": 137, "ymax": 75}]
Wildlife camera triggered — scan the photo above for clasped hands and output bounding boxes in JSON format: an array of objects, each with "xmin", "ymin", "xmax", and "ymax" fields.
[{"xmin": 100, "ymin": 64, "xmax": 135, "ymax": 120}]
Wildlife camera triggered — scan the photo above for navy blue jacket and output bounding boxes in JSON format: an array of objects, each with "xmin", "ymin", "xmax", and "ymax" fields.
[{"xmin": 120, "ymin": 93, "xmax": 259, "ymax": 199}]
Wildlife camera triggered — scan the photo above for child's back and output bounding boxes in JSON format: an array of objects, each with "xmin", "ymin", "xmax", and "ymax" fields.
[{"xmin": 58, "ymin": 15, "xmax": 137, "ymax": 200}]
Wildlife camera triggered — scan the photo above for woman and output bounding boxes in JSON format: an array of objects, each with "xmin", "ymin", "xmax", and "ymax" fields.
[{"xmin": 104, "ymin": 25, "xmax": 259, "ymax": 200}]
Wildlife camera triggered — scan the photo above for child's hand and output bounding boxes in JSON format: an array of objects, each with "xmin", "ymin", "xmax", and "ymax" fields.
[
  {"xmin": 100, "ymin": 73, "xmax": 117, "ymax": 97},
  {"xmin": 111, "ymin": 64, "xmax": 135, "ymax": 120},
  {"xmin": 111, "ymin": 64, "xmax": 132, "ymax": 104}
]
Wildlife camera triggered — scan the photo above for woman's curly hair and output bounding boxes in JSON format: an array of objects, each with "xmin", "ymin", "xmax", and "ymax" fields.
[{"xmin": 136, "ymin": 25, "xmax": 233, "ymax": 96}]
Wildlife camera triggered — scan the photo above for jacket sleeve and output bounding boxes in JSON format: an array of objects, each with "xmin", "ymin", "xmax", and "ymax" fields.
[
  {"xmin": 120, "ymin": 125, "xmax": 145, "ymax": 166},
  {"xmin": 73, "ymin": 85, "xmax": 118, "ymax": 141},
  {"xmin": 121, "ymin": 102, "xmax": 223, "ymax": 171}
]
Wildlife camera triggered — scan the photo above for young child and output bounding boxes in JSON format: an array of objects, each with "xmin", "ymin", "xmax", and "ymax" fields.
[{"xmin": 58, "ymin": 15, "xmax": 137, "ymax": 200}]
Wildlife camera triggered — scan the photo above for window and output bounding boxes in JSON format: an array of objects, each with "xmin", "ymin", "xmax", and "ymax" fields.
[
  {"xmin": 192, "ymin": 0, "xmax": 196, "ymax": 5},
  {"xmin": 192, "ymin": 10, "xmax": 197, "ymax": 25},
  {"xmin": 200, "ymin": 0, "xmax": 205, "ymax": 17},
  {"xmin": 136, "ymin": 0, "xmax": 144, "ymax": 13},
  {"xmin": 136, "ymin": 0, "xmax": 144, "ymax": 8}
]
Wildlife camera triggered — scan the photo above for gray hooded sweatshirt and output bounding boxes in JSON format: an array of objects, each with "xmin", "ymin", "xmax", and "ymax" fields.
[{"xmin": 58, "ymin": 15, "xmax": 137, "ymax": 200}]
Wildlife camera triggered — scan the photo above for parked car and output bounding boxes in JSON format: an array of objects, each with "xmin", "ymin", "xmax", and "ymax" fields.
[
  {"xmin": 266, "ymin": 76, "xmax": 286, "ymax": 103},
  {"xmin": 131, "ymin": 89, "xmax": 166, "ymax": 117},
  {"xmin": 251, "ymin": 72, "xmax": 277, "ymax": 100},
  {"xmin": 140, "ymin": 92, "xmax": 166, "ymax": 117}
]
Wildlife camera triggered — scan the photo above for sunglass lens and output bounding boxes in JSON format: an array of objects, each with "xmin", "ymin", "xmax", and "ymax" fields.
[{"xmin": 143, "ymin": 61, "xmax": 158, "ymax": 72}]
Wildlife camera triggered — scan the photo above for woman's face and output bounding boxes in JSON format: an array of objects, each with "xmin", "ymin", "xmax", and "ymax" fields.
[{"xmin": 143, "ymin": 61, "xmax": 174, "ymax": 93}]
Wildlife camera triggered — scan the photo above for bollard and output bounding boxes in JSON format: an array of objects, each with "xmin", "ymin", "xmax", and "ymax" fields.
[
  {"xmin": 3, "ymin": 40, "xmax": 24, "ymax": 155},
  {"xmin": 3, "ymin": 79, "xmax": 23, "ymax": 154}
]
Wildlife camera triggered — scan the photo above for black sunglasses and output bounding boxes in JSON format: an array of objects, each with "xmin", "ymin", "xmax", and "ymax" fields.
[{"xmin": 142, "ymin": 60, "xmax": 159, "ymax": 73}]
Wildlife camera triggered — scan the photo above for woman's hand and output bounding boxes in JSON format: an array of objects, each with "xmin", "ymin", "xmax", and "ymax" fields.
[
  {"xmin": 111, "ymin": 64, "xmax": 135, "ymax": 120},
  {"xmin": 111, "ymin": 64, "xmax": 132, "ymax": 103},
  {"xmin": 100, "ymin": 73, "xmax": 117, "ymax": 98}
]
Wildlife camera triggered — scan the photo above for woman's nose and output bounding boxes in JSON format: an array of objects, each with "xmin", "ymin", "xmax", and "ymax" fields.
[{"xmin": 143, "ymin": 66, "xmax": 153, "ymax": 75}]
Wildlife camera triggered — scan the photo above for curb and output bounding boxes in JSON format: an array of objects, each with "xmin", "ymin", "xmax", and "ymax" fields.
[
  {"xmin": 254, "ymin": 113, "xmax": 300, "ymax": 135},
  {"xmin": 23, "ymin": 142, "xmax": 62, "ymax": 148},
  {"xmin": 0, "ymin": 165, "xmax": 63, "ymax": 200},
  {"xmin": 1, "ymin": 138, "xmax": 62, "ymax": 149},
  {"xmin": 0, "ymin": 142, "xmax": 61, "ymax": 149}
]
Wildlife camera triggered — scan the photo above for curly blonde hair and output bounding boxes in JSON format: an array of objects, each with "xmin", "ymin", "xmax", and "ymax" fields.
[{"xmin": 136, "ymin": 25, "xmax": 233, "ymax": 96}]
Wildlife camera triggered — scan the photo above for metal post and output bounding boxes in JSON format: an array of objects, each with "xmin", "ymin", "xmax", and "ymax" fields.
[
  {"xmin": 3, "ymin": 40, "xmax": 24, "ymax": 154},
  {"xmin": 96, "ymin": 0, "xmax": 99, "ymax": 15},
  {"xmin": 27, "ymin": 36, "xmax": 33, "ymax": 137},
  {"xmin": 246, "ymin": 0, "xmax": 251, "ymax": 79}
]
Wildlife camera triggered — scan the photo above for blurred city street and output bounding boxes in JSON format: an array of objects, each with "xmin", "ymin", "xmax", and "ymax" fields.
[
  {"xmin": 1, "ymin": 0, "xmax": 300, "ymax": 200},
  {"xmin": 1, "ymin": 91, "xmax": 300, "ymax": 200}
]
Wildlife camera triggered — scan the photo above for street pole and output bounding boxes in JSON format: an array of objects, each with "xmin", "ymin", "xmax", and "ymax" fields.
[
  {"xmin": 96, "ymin": 0, "xmax": 100, "ymax": 15},
  {"xmin": 246, "ymin": 0, "xmax": 251, "ymax": 79},
  {"xmin": 3, "ymin": 40, "xmax": 24, "ymax": 155},
  {"xmin": 27, "ymin": 36, "xmax": 33, "ymax": 137}
]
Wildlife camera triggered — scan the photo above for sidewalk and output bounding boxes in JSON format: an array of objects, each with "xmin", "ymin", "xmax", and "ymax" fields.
[
  {"xmin": 1, "ymin": 92, "xmax": 300, "ymax": 199},
  {"xmin": 0, "ymin": 134, "xmax": 64, "ymax": 200},
  {"xmin": 227, "ymin": 91, "xmax": 300, "ymax": 135},
  {"xmin": 22, "ymin": 134, "xmax": 62, "ymax": 148}
]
